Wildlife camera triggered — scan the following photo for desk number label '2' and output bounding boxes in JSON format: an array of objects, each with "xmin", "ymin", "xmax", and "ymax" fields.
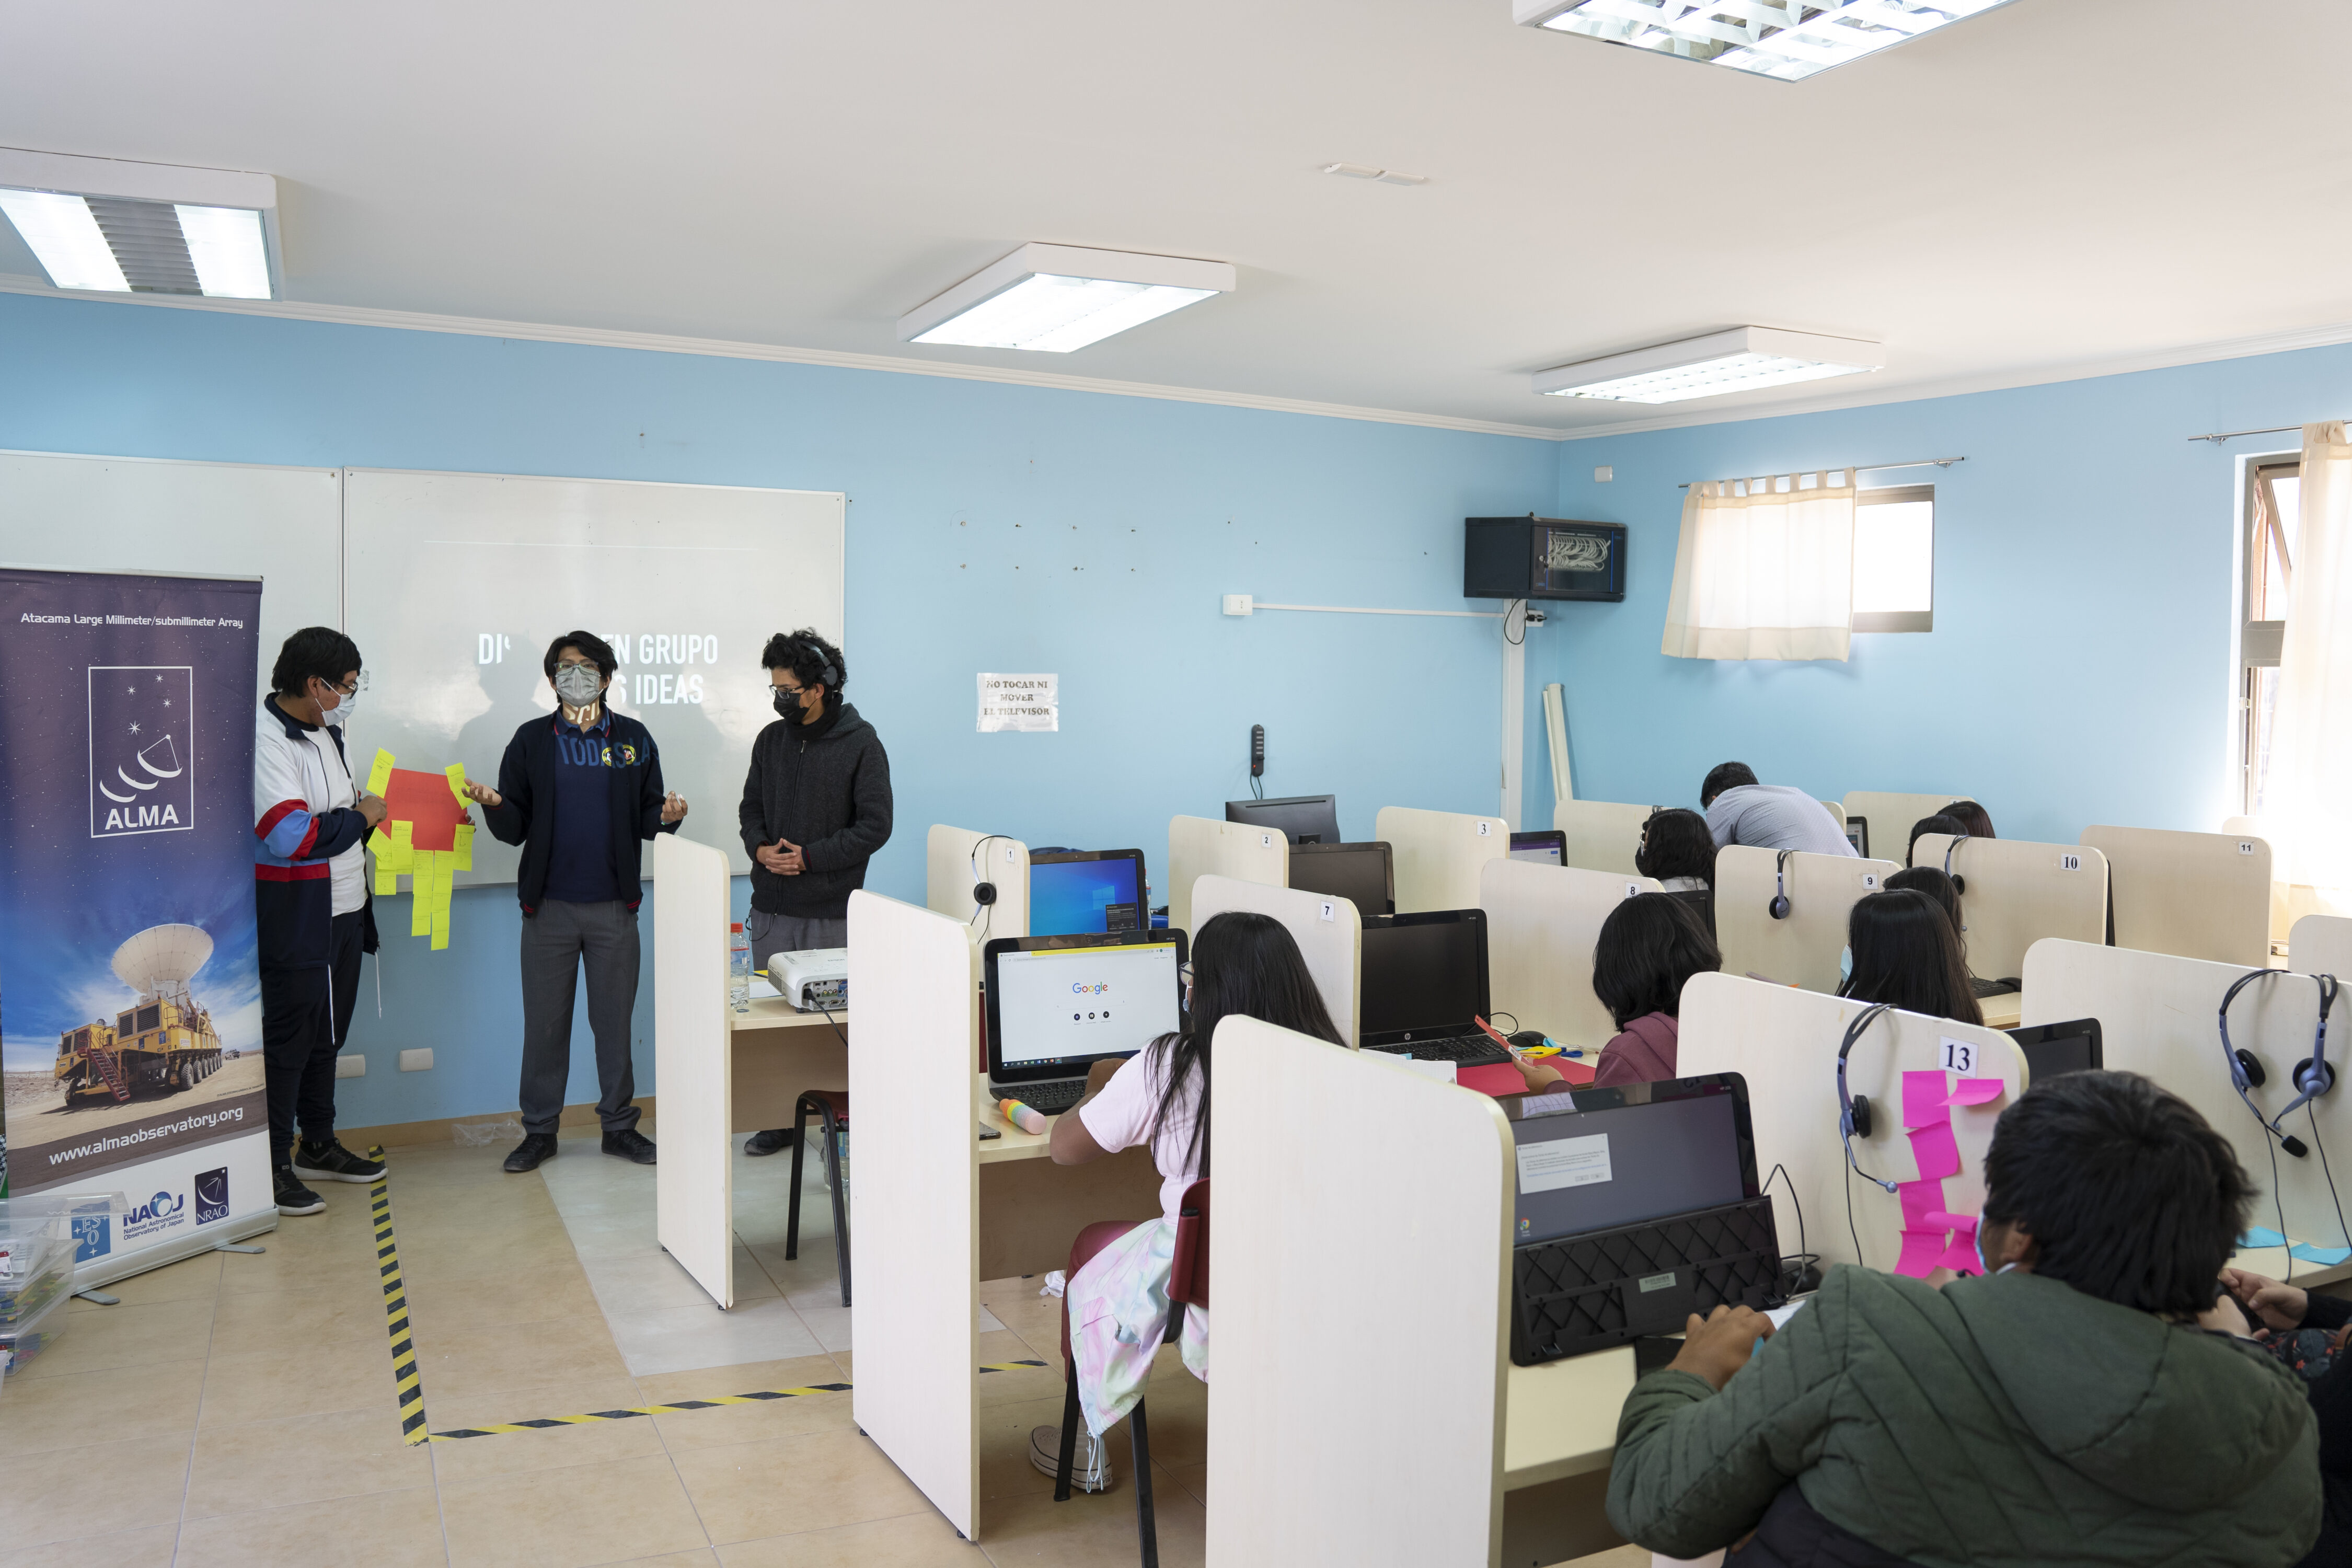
[{"xmin": 1942, "ymin": 1038, "xmax": 1975, "ymax": 1073}]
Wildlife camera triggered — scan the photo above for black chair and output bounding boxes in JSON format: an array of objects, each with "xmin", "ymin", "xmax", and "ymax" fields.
[{"xmin": 783, "ymin": 1089, "xmax": 850, "ymax": 1306}]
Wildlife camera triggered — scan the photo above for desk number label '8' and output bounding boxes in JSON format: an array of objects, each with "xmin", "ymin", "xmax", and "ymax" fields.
[{"xmin": 1943, "ymin": 1039, "xmax": 1975, "ymax": 1073}]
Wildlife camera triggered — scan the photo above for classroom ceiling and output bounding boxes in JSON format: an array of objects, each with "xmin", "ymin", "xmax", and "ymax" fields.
[{"xmin": 2, "ymin": 0, "xmax": 2346, "ymax": 436}]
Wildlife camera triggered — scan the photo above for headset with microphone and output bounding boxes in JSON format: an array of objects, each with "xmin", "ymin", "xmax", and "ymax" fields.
[
  {"xmin": 788, "ymin": 635, "xmax": 841, "ymax": 693},
  {"xmin": 1768, "ymin": 849, "xmax": 1794, "ymax": 920},
  {"xmin": 1837, "ymin": 1002, "xmax": 1900, "ymax": 1193},
  {"xmin": 2220, "ymin": 967, "xmax": 2340, "ymax": 1158},
  {"xmin": 1940, "ymin": 829, "xmax": 1970, "ymax": 895}
]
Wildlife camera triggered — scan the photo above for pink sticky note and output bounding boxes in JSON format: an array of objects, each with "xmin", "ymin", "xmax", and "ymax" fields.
[
  {"xmin": 1903, "ymin": 1070, "xmax": 1953, "ymax": 1129},
  {"xmin": 1896, "ymin": 1230, "xmax": 1946, "ymax": 1278},
  {"xmin": 1925, "ymin": 1211, "xmax": 1978, "ymax": 1234},
  {"xmin": 1938, "ymin": 1231, "xmax": 1982, "ymax": 1275},
  {"xmin": 1898, "ymin": 1180, "xmax": 1947, "ymax": 1231},
  {"xmin": 1945, "ymin": 1078, "xmax": 2005, "ymax": 1109},
  {"xmin": 1909, "ymin": 1121, "xmax": 1962, "ymax": 1181}
]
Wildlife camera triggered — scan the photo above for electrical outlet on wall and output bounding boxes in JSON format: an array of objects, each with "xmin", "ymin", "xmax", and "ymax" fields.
[
  {"xmin": 335, "ymin": 1054, "xmax": 366, "ymax": 1079},
  {"xmin": 398, "ymin": 1048, "xmax": 434, "ymax": 1073}
]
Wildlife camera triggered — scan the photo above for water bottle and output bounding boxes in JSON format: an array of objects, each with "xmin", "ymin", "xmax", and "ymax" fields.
[{"xmin": 729, "ymin": 922, "xmax": 751, "ymax": 1013}]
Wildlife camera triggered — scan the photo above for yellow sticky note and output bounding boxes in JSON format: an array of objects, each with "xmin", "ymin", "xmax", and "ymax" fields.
[
  {"xmin": 446, "ymin": 763, "xmax": 468, "ymax": 805},
  {"xmin": 366, "ymin": 748, "xmax": 395, "ymax": 797},
  {"xmin": 429, "ymin": 855, "xmax": 453, "ymax": 952},
  {"xmin": 374, "ymin": 854, "xmax": 398, "ymax": 898},
  {"xmin": 410, "ymin": 850, "xmax": 434, "ymax": 938},
  {"xmin": 451, "ymin": 823, "xmax": 475, "ymax": 872},
  {"xmin": 375, "ymin": 818, "xmax": 414, "ymax": 874}
]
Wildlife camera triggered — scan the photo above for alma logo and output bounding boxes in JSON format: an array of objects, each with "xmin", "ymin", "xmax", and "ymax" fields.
[
  {"xmin": 89, "ymin": 666, "xmax": 196, "ymax": 840},
  {"xmin": 194, "ymin": 1166, "xmax": 229, "ymax": 1225},
  {"xmin": 122, "ymin": 1188, "xmax": 187, "ymax": 1239}
]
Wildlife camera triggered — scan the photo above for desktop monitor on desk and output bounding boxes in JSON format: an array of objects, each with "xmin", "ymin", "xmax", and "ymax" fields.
[
  {"xmin": 1028, "ymin": 849, "xmax": 1147, "ymax": 936},
  {"xmin": 1227, "ymin": 794, "xmax": 1341, "ymax": 845},
  {"xmin": 1357, "ymin": 910, "xmax": 1489, "ymax": 1048},
  {"xmin": 1509, "ymin": 829, "xmax": 1566, "ymax": 867},
  {"xmin": 1844, "ymin": 816, "xmax": 1870, "ymax": 858},
  {"xmin": 2008, "ymin": 1018, "xmax": 2102, "ymax": 1081},
  {"xmin": 982, "ymin": 929, "xmax": 1189, "ymax": 1104},
  {"xmin": 1288, "ymin": 840, "xmax": 1394, "ymax": 919}
]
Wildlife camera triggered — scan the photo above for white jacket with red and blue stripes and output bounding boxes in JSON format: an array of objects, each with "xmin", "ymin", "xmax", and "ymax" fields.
[{"xmin": 253, "ymin": 695, "xmax": 372, "ymax": 971}]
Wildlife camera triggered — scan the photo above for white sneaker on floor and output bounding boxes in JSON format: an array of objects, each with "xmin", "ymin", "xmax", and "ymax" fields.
[{"xmin": 1030, "ymin": 1422, "xmax": 1116, "ymax": 1492}]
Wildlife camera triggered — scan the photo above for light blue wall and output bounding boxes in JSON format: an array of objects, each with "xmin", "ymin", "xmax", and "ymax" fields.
[
  {"xmin": 0, "ymin": 292, "xmax": 1557, "ymax": 1129},
  {"xmin": 1521, "ymin": 345, "xmax": 2352, "ymax": 848}
]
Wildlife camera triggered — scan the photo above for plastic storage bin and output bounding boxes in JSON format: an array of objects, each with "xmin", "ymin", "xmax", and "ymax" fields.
[
  {"xmin": 0, "ymin": 1286, "xmax": 68, "ymax": 1375},
  {"xmin": 0, "ymin": 1222, "xmax": 74, "ymax": 1328}
]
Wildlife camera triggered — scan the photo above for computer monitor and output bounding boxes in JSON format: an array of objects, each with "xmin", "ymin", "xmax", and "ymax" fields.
[
  {"xmin": 1028, "ymin": 849, "xmax": 1147, "ymax": 936},
  {"xmin": 982, "ymin": 929, "xmax": 1189, "ymax": 1088},
  {"xmin": 2008, "ymin": 1018, "xmax": 2103, "ymax": 1082},
  {"xmin": 1509, "ymin": 829, "xmax": 1565, "ymax": 867},
  {"xmin": 1844, "ymin": 816, "xmax": 1870, "ymax": 858},
  {"xmin": 1226, "ymin": 794, "xmax": 1341, "ymax": 845},
  {"xmin": 1357, "ymin": 910, "xmax": 1488, "ymax": 1047},
  {"xmin": 1287, "ymin": 840, "xmax": 1394, "ymax": 919},
  {"xmin": 1502, "ymin": 1073, "xmax": 1759, "ymax": 1247}
]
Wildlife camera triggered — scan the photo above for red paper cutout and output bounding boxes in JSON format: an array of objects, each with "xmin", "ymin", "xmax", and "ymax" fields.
[{"xmin": 382, "ymin": 767, "xmax": 467, "ymax": 852}]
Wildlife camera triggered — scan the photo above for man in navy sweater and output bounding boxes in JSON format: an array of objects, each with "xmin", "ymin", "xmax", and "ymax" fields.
[{"xmin": 462, "ymin": 631, "xmax": 686, "ymax": 1173}]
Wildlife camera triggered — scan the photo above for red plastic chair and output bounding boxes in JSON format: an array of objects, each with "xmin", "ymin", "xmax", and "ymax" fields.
[
  {"xmin": 783, "ymin": 1089, "xmax": 850, "ymax": 1306},
  {"xmin": 1052, "ymin": 1179, "xmax": 1208, "ymax": 1568}
]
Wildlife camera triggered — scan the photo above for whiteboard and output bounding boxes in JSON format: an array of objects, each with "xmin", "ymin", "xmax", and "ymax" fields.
[
  {"xmin": 0, "ymin": 449, "xmax": 340, "ymax": 704},
  {"xmin": 344, "ymin": 469, "xmax": 844, "ymax": 885}
]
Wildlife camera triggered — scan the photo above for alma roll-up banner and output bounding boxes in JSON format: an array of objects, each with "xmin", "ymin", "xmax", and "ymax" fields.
[{"xmin": 0, "ymin": 567, "xmax": 276, "ymax": 1279}]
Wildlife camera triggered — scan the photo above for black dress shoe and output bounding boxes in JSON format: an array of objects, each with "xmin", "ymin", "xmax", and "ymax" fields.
[
  {"xmin": 603, "ymin": 1127, "xmax": 657, "ymax": 1165},
  {"xmin": 504, "ymin": 1133, "xmax": 559, "ymax": 1172},
  {"xmin": 744, "ymin": 1127, "xmax": 796, "ymax": 1157}
]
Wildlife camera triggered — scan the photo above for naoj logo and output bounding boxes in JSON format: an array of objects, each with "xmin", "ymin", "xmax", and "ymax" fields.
[
  {"xmin": 122, "ymin": 1188, "xmax": 187, "ymax": 1240},
  {"xmin": 194, "ymin": 1166, "xmax": 230, "ymax": 1226},
  {"xmin": 89, "ymin": 666, "xmax": 195, "ymax": 839}
]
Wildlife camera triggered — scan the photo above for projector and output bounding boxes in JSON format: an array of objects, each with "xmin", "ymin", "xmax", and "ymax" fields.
[{"xmin": 774, "ymin": 948, "xmax": 848, "ymax": 1011}]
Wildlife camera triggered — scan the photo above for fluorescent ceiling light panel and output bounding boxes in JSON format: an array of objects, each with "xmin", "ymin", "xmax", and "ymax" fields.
[
  {"xmin": 1512, "ymin": 0, "xmax": 2017, "ymax": 81},
  {"xmin": 1534, "ymin": 327, "xmax": 1883, "ymax": 402},
  {"xmin": 0, "ymin": 148, "xmax": 279, "ymax": 298},
  {"xmin": 900, "ymin": 243, "xmax": 1235, "ymax": 352}
]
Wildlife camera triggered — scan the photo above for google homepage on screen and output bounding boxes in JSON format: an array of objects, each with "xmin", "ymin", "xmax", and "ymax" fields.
[{"xmin": 995, "ymin": 942, "xmax": 1181, "ymax": 1068}]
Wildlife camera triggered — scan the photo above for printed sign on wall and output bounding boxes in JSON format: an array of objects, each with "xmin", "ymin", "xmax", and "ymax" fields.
[{"xmin": 977, "ymin": 673, "xmax": 1058, "ymax": 733}]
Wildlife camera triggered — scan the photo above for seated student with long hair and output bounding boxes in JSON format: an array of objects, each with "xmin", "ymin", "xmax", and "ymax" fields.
[
  {"xmin": 1837, "ymin": 887, "xmax": 1984, "ymax": 1025},
  {"xmin": 1607, "ymin": 1070, "xmax": 2322, "ymax": 1566},
  {"xmin": 1906, "ymin": 812, "xmax": 1969, "ymax": 867},
  {"xmin": 1637, "ymin": 807, "xmax": 1718, "ymax": 935},
  {"xmin": 1587, "ymin": 893, "xmax": 1720, "ymax": 1087},
  {"xmin": 1888, "ymin": 863, "xmax": 2019, "ymax": 998},
  {"xmin": 1943, "ymin": 798, "xmax": 1996, "ymax": 839}
]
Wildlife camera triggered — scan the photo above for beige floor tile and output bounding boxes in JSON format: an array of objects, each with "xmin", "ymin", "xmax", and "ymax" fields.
[
  {"xmin": 209, "ymin": 1276, "xmax": 397, "ymax": 1357},
  {"xmin": 0, "ymin": 1521, "xmax": 179, "ymax": 1567},
  {"xmin": 399, "ymin": 1227, "xmax": 583, "ymax": 1286},
  {"xmin": 410, "ymin": 1309, "xmax": 630, "ymax": 1399},
  {"xmin": 215, "ymin": 1225, "xmax": 385, "ymax": 1295},
  {"xmin": 717, "ymin": 1512, "xmax": 985, "ymax": 1567},
  {"xmin": 973, "ymin": 1331, "xmax": 1062, "ymax": 1409},
  {"xmin": 185, "ymin": 1402, "xmax": 435, "ymax": 1518},
  {"xmin": 608, "ymin": 1554, "xmax": 719, "ymax": 1567},
  {"xmin": 636, "ymin": 1355, "xmax": 855, "ymax": 1452},
  {"xmin": 670, "ymin": 1429, "xmax": 929, "ymax": 1545},
  {"xmin": 403, "ymin": 1263, "xmax": 602, "ymax": 1343},
  {"xmin": 0, "ymin": 1359, "xmax": 205, "ymax": 1456},
  {"xmin": 4, "ymin": 1435, "xmax": 190, "ymax": 1548},
  {"xmin": 1125, "ymin": 1378, "xmax": 1205, "ymax": 1468},
  {"xmin": 12, "ymin": 1295, "xmax": 215, "ymax": 1381},
  {"xmin": 199, "ymin": 1338, "xmax": 403, "ymax": 1428},
  {"xmin": 973, "ymin": 1472, "xmax": 1204, "ymax": 1568},
  {"xmin": 424, "ymin": 1375, "xmax": 665, "ymax": 1482},
  {"xmin": 65, "ymin": 1249, "xmax": 221, "ymax": 1312},
  {"xmin": 976, "ymin": 1395, "xmax": 1079, "ymax": 1501},
  {"xmin": 978, "ymin": 1296, "xmax": 1065, "ymax": 1363},
  {"xmin": 440, "ymin": 1452, "xmax": 710, "ymax": 1568},
  {"xmin": 1166, "ymin": 1459, "xmax": 1206, "ymax": 1508},
  {"xmin": 177, "ymin": 1484, "xmax": 448, "ymax": 1568}
]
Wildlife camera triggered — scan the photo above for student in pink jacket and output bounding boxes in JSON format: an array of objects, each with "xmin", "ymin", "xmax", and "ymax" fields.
[{"xmin": 1589, "ymin": 894, "xmax": 1721, "ymax": 1088}]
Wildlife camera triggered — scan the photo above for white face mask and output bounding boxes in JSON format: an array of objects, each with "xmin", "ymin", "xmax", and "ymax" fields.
[
  {"xmin": 553, "ymin": 663, "xmax": 604, "ymax": 706},
  {"xmin": 318, "ymin": 681, "xmax": 355, "ymax": 725}
]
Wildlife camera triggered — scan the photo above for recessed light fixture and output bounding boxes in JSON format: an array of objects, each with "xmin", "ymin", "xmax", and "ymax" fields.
[
  {"xmin": 1533, "ymin": 327, "xmax": 1883, "ymax": 403},
  {"xmin": 0, "ymin": 148, "xmax": 280, "ymax": 299},
  {"xmin": 898, "ymin": 243, "xmax": 1235, "ymax": 353},
  {"xmin": 1514, "ymin": 0, "xmax": 2016, "ymax": 82}
]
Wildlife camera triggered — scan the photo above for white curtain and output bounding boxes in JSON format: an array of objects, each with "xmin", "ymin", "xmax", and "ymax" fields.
[
  {"xmin": 1661, "ymin": 469, "xmax": 1858, "ymax": 661},
  {"xmin": 2266, "ymin": 422, "xmax": 2352, "ymax": 912}
]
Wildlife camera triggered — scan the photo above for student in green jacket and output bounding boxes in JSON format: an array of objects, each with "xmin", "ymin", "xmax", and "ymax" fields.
[{"xmin": 1607, "ymin": 1069, "xmax": 2322, "ymax": 1567}]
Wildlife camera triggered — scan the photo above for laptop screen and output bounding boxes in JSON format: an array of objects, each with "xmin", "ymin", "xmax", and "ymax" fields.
[
  {"xmin": 1509, "ymin": 831, "xmax": 1564, "ymax": 867},
  {"xmin": 1029, "ymin": 852, "xmax": 1145, "ymax": 936},
  {"xmin": 2010, "ymin": 1019, "xmax": 2101, "ymax": 1081},
  {"xmin": 988, "ymin": 937, "xmax": 1184, "ymax": 1078},
  {"xmin": 1507, "ymin": 1078, "xmax": 1753, "ymax": 1246},
  {"xmin": 1358, "ymin": 912, "xmax": 1487, "ymax": 1043}
]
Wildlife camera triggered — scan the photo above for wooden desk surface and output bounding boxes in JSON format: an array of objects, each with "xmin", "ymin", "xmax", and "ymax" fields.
[
  {"xmin": 974, "ymin": 1075, "xmax": 1057, "ymax": 1165},
  {"xmin": 1979, "ymin": 991, "xmax": 2022, "ymax": 1030},
  {"xmin": 1503, "ymin": 1346, "xmax": 1638, "ymax": 1491},
  {"xmin": 729, "ymin": 990, "xmax": 850, "ymax": 1035}
]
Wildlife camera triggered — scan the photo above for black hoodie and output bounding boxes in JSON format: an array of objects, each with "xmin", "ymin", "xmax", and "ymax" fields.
[{"xmin": 737, "ymin": 700, "xmax": 893, "ymax": 919}]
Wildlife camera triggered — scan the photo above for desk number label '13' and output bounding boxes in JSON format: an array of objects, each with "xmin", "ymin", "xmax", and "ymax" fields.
[{"xmin": 1942, "ymin": 1038, "xmax": 1975, "ymax": 1073}]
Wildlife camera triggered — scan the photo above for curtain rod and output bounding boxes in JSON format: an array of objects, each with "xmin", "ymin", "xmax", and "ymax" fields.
[
  {"xmin": 2186, "ymin": 424, "xmax": 2306, "ymax": 444},
  {"xmin": 1675, "ymin": 456, "xmax": 1965, "ymax": 490}
]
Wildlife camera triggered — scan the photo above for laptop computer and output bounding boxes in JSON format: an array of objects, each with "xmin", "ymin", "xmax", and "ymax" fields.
[
  {"xmin": 1357, "ymin": 909, "xmax": 1512, "ymax": 1067},
  {"xmin": 1508, "ymin": 829, "xmax": 1566, "ymax": 867},
  {"xmin": 982, "ymin": 929, "xmax": 1189, "ymax": 1119},
  {"xmin": 1844, "ymin": 815, "xmax": 1869, "ymax": 858},
  {"xmin": 2008, "ymin": 1017, "xmax": 2103, "ymax": 1081},
  {"xmin": 1028, "ymin": 848, "xmax": 1147, "ymax": 935},
  {"xmin": 1287, "ymin": 840, "xmax": 1394, "ymax": 919},
  {"xmin": 1502, "ymin": 1072, "xmax": 1780, "ymax": 1364}
]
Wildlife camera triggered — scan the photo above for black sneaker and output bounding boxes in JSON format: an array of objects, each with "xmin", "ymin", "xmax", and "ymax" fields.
[
  {"xmin": 273, "ymin": 1166, "xmax": 326, "ymax": 1216},
  {"xmin": 504, "ymin": 1132, "xmax": 559, "ymax": 1173},
  {"xmin": 603, "ymin": 1127, "xmax": 657, "ymax": 1165},
  {"xmin": 292, "ymin": 1137, "xmax": 385, "ymax": 1184},
  {"xmin": 744, "ymin": 1127, "xmax": 796, "ymax": 1157}
]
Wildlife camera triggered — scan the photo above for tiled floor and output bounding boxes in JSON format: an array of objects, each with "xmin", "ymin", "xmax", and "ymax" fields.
[{"xmin": 3, "ymin": 1124, "xmax": 1642, "ymax": 1567}]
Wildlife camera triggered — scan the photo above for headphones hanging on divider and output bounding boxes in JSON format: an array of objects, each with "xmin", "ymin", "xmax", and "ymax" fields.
[
  {"xmin": 1941, "ymin": 830, "xmax": 1970, "ymax": 895},
  {"xmin": 2219, "ymin": 967, "xmax": 2340, "ymax": 1158},
  {"xmin": 1769, "ymin": 849, "xmax": 1794, "ymax": 920},
  {"xmin": 1837, "ymin": 1002, "xmax": 1900, "ymax": 1193},
  {"xmin": 969, "ymin": 834, "xmax": 1010, "ymax": 912}
]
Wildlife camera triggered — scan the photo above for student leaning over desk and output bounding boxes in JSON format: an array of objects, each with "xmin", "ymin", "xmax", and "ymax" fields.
[{"xmin": 1605, "ymin": 1071, "xmax": 2321, "ymax": 1567}]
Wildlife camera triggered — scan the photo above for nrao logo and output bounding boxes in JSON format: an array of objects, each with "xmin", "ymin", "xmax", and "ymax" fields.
[
  {"xmin": 122, "ymin": 1187, "xmax": 187, "ymax": 1240},
  {"xmin": 194, "ymin": 1166, "xmax": 230, "ymax": 1225}
]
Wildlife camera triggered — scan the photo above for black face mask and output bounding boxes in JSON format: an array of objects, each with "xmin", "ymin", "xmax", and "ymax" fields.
[{"xmin": 774, "ymin": 690, "xmax": 806, "ymax": 721}]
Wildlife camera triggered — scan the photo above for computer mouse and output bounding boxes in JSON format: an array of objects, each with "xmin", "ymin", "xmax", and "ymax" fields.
[{"xmin": 1508, "ymin": 1030, "xmax": 1552, "ymax": 1053}]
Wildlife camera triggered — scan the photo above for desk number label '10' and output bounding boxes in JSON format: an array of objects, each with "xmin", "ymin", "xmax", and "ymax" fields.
[{"xmin": 2060, "ymin": 854, "xmax": 2081, "ymax": 871}]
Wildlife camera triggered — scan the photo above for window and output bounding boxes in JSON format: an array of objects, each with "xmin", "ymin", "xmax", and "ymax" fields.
[
  {"xmin": 1852, "ymin": 483, "xmax": 1933, "ymax": 633},
  {"xmin": 2241, "ymin": 458, "xmax": 2301, "ymax": 814}
]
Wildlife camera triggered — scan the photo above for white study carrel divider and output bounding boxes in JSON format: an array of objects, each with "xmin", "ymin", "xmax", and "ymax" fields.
[
  {"xmin": 1376, "ymin": 805, "xmax": 1509, "ymax": 914},
  {"xmin": 2291, "ymin": 914, "xmax": 2352, "ymax": 978},
  {"xmin": 1480, "ymin": 857, "xmax": 1661, "ymax": 1048},
  {"xmin": 1911, "ymin": 833, "xmax": 2108, "ymax": 979},
  {"xmin": 1552, "ymin": 797, "xmax": 1655, "ymax": 877},
  {"xmin": 1166, "ymin": 813, "xmax": 1287, "ymax": 935},
  {"xmin": 1842, "ymin": 790, "xmax": 1974, "ymax": 854},
  {"xmin": 2081, "ymin": 824, "xmax": 2271, "ymax": 967},
  {"xmin": 1192, "ymin": 873, "xmax": 1363, "ymax": 1045},
  {"xmin": 653, "ymin": 832, "xmax": 735, "ymax": 1306},
  {"xmin": 1714, "ymin": 846, "xmax": 1900, "ymax": 994},
  {"xmin": 926, "ymin": 822, "xmax": 1031, "ymax": 941}
]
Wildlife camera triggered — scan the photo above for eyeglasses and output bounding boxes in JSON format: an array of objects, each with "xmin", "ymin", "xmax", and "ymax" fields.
[
  {"xmin": 774, "ymin": 685, "xmax": 807, "ymax": 699},
  {"xmin": 322, "ymin": 671, "xmax": 367, "ymax": 696}
]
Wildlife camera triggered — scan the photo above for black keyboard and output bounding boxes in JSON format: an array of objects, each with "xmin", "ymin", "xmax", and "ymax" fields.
[
  {"xmin": 1366, "ymin": 1034, "xmax": 1513, "ymax": 1067},
  {"xmin": 1969, "ymin": 976, "xmax": 2021, "ymax": 999},
  {"xmin": 1001, "ymin": 1077, "xmax": 1088, "ymax": 1115}
]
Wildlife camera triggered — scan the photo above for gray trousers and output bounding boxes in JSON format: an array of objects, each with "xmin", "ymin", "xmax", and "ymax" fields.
[
  {"xmin": 747, "ymin": 909, "xmax": 848, "ymax": 975},
  {"xmin": 519, "ymin": 898, "xmax": 642, "ymax": 1136}
]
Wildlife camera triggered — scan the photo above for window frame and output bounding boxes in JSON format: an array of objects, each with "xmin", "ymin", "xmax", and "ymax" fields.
[
  {"xmin": 1851, "ymin": 481, "xmax": 1934, "ymax": 635},
  {"xmin": 2239, "ymin": 455, "xmax": 2300, "ymax": 814}
]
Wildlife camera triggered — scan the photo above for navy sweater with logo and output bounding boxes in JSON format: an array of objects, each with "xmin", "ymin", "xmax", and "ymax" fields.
[{"xmin": 481, "ymin": 707, "xmax": 679, "ymax": 914}]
